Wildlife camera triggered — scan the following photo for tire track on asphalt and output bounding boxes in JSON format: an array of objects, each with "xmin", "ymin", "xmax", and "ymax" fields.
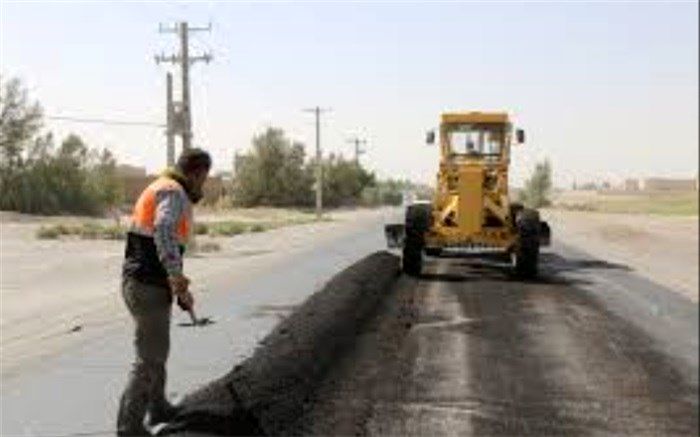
[
  {"xmin": 364, "ymin": 259, "xmax": 473, "ymax": 437},
  {"xmin": 519, "ymin": 283, "xmax": 698, "ymax": 435},
  {"xmin": 450, "ymin": 253, "xmax": 698, "ymax": 436},
  {"xmin": 302, "ymin": 248, "xmax": 697, "ymax": 436}
]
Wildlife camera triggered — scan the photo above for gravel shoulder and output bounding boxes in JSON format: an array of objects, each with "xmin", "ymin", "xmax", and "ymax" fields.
[{"xmin": 543, "ymin": 209, "xmax": 698, "ymax": 301}]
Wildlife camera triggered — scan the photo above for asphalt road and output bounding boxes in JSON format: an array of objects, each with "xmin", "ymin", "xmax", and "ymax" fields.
[
  {"xmin": 0, "ymin": 212, "xmax": 389, "ymax": 437},
  {"xmin": 2, "ymin": 211, "xmax": 698, "ymax": 436},
  {"xmin": 300, "ymin": 244, "xmax": 699, "ymax": 436}
]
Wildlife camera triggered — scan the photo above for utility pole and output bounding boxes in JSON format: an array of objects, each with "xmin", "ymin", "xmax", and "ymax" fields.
[
  {"xmin": 303, "ymin": 107, "xmax": 331, "ymax": 219},
  {"xmin": 156, "ymin": 21, "xmax": 212, "ymax": 154},
  {"xmin": 165, "ymin": 72, "xmax": 175, "ymax": 166},
  {"xmin": 346, "ymin": 136, "xmax": 367, "ymax": 165}
]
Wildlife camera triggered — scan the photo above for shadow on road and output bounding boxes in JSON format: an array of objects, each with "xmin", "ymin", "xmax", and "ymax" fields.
[
  {"xmin": 417, "ymin": 249, "xmax": 632, "ymax": 287},
  {"xmin": 541, "ymin": 252, "xmax": 632, "ymax": 273}
]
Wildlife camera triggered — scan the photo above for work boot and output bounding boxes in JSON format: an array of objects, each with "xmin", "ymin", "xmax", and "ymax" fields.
[{"xmin": 146, "ymin": 401, "xmax": 180, "ymax": 427}]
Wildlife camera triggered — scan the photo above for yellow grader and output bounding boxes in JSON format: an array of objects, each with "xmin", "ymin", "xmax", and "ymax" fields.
[{"xmin": 385, "ymin": 111, "xmax": 550, "ymax": 278}]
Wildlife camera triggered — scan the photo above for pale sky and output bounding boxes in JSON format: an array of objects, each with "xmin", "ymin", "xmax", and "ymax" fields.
[{"xmin": 1, "ymin": 1, "xmax": 698, "ymax": 187}]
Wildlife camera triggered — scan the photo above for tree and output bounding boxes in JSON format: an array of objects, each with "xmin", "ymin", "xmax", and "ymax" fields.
[
  {"xmin": 0, "ymin": 76, "xmax": 122, "ymax": 214},
  {"xmin": 232, "ymin": 127, "xmax": 381, "ymax": 208},
  {"xmin": 1, "ymin": 77, "xmax": 44, "ymax": 210},
  {"xmin": 0, "ymin": 77, "xmax": 43, "ymax": 170},
  {"xmin": 520, "ymin": 159, "xmax": 552, "ymax": 208},
  {"xmin": 233, "ymin": 127, "xmax": 314, "ymax": 207},
  {"xmin": 321, "ymin": 154, "xmax": 375, "ymax": 207},
  {"xmin": 90, "ymin": 148, "xmax": 122, "ymax": 207}
]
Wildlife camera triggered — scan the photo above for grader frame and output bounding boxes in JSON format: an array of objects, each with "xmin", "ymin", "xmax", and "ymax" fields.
[{"xmin": 386, "ymin": 111, "xmax": 550, "ymax": 277}]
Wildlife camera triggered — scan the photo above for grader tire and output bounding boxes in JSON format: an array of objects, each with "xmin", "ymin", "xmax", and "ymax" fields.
[
  {"xmin": 402, "ymin": 204, "xmax": 431, "ymax": 276},
  {"xmin": 402, "ymin": 238, "xmax": 423, "ymax": 276},
  {"xmin": 509, "ymin": 202, "xmax": 524, "ymax": 228},
  {"xmin": 424, "ymin": 247, "xmax": 443, "ymax": 257},
  {"xmin": 513, "ymin": 208, "xmax": 540, "ymax": 278}
]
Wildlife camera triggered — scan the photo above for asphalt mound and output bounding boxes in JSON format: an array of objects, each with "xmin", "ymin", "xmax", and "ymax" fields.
[{"xmin": 161, "ymin": 251, "xmax": 400, "ymax": 436}]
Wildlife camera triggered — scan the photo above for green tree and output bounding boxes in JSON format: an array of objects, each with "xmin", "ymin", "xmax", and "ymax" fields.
[
  {"xmin": 520, "ymin": 159, "xmax": 553, "ymax": 208},
  {"xmin": 232, "ymin": 127, "xmax": 381, "ymax": 208},
  {"xmin": 89, "ymin": 148, "xmax": 122, "ymax": 207},
  {"xmin": 0, "ymin": 77, "xmax": 43, "ymax": 170},
  {"xmin": 321, "ymin": 154, "xmax": 376, "ymax": 207},
  {"xmin": 233, "ymin": 127, "xmax": 314, "ymax": 207},
  {"xmin": 0, "ymin": 76, "xmax": 123, "ymax": 214},
  {"xmin": 1, "ymin": 77, "xmax": 44, "ymax": 210}
]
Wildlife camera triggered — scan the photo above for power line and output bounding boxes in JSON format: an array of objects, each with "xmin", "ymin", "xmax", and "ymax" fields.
[{"xmin": 46, "ymin": 115, "xmax": 164, "ymax": 128}]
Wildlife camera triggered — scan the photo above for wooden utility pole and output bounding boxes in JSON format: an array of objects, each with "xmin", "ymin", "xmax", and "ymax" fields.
[
  {"xmin": 346, "ymin": 136, "xmax": 367, "ymax": 165},
  {"xmin": 303, "ymin": 107, "xmax": 331, "ymax": 219},
  {"xmin": 156, "ymin": 21, "xmax": 212, "ymax": 155},
  {"xmin": 179, "ymin": 22, "xmax": 192, "ymax": 150},
  {"xmin": 165, "ymin": 72, "xmax": 175, "ymax": 166}
]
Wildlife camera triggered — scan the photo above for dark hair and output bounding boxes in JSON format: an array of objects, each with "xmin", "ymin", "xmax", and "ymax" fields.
[{"xmin": 176, "ymin": 148, "xmax": 212, "ymax": 175}]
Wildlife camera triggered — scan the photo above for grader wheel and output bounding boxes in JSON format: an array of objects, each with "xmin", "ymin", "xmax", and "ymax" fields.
[
  {"xmin": 424, "ymin": 247, "xmax": 443, "ymax": 257},
  {"xmin": 512, "ymin": 208, "xmax": 541, "ymax": 278},
  {"xmin": 402, "ymin": 204, "xmax": 431, "ymax": 276}
]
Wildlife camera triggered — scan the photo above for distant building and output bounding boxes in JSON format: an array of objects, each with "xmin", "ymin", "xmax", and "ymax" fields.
[
  {"xmin": 624, "ymin": 179, "xmax": 640, "ymax": 191},
  {"xmin": 640, "ymin": 178, "xmax": 697, "ymax": 192},
  {"xmin": 116, "ymin": 164, "xmax": 147, "ymax": 178}
]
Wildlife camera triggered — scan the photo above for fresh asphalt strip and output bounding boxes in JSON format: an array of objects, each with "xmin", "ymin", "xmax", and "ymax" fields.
[{"xmin": 159, "ymin": 251, "xmax": 401, "ymax": 436}]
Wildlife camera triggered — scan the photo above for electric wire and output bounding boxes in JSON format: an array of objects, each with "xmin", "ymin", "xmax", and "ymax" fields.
[{"xmin": 46, "ymin": 115, "xmax": 165, "ymax": 128}]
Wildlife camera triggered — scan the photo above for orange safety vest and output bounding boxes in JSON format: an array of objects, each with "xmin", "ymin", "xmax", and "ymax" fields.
[{"xmin": 129, "ymin": 176, "xmax": 192, "ymax": 245}]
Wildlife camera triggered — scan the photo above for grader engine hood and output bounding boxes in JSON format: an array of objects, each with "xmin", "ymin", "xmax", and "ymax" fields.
[
  {"xmin": 438, "ymin": 166, "xmax": 484, "ymax": 234},
  {"xmin": 456, "ymin": 166, "xmax": 484, "ymax": 233}
]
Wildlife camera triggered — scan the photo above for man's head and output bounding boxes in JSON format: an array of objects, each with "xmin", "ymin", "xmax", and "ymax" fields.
[{"xmin": 175, "ymin": 148, "xmax": 212, "ymax": 203}]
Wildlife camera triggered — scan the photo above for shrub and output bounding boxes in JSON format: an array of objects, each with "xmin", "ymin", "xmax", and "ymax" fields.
[
  {"xmin": 35, "ymin": 222, "xmax": 125, "ymax": 240},
  {"xmin": 1, "ymin": 77, "xmax": 122, "ymax": 215},
  {"xmin": 520, "ymin": 159, "xmax": 553, "ymax": 209}
]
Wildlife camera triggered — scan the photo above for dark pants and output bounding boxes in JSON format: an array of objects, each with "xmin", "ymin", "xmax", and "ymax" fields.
[{"xmin": 117, "ymin": 277, "xmax": 172, "ymax": 433}]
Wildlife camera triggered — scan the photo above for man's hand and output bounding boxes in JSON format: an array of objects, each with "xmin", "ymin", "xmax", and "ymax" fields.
[
  {"xmin": 168, "ymin": 274, "xmax": 193, "ymax": 310},
  {"xmin": 168, "ymin": 273, "xmax": 190, "ymax": 295},
  {"xmin": 176, "ymin": 289, "xmax": 194, "ymax": 312}
]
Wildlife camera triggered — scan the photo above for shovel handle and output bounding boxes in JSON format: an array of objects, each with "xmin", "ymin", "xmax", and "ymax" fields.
[{"xmin": 187, "ymin": 308, "xmax": 198, "ymax": 325}]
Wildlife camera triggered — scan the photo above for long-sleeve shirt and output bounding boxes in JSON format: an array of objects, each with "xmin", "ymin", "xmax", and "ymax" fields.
[{"xmin": 152, "ymin": 189, "xmax": 189, "ymax": 277}]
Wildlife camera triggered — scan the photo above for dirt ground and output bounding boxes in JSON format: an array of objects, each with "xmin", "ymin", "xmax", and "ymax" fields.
[
  {"xmin": 543, "ymin": 209, "xmax": 698, "ymax": 301},
  {"xmin": 0, "ymin": 208, "xmax": 392, "ymax": 378},
  {"xmin": 552, "ymin": 189, "xmax": 698, "ymax": 216}
]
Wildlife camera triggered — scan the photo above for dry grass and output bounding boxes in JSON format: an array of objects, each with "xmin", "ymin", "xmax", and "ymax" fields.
[
  {"xmin": 36, "ymin": 223, "xmax": 125, "ymax": 240},
  {"xmin": 552, "ymin": 190, "xmax": 698, "ymax": 216},
  {"xmin": 196, "ymin": 207, "xmax": 324, "ymax": 224},
  {"xmin": 36, "ymin": 208, "xmax": 329, "ymax": 240}
]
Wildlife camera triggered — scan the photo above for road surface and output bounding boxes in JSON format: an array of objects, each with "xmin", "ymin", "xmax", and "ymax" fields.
[
  {"xmin": 1, "ymin": 210, "xmax": 697, "ymax": 436},
  {"xmin": 300, "ymin": 244, "xmax": 698, "ymax": 436},
  {"xmin": 0, "ymin": 210, "xmax": 391, "ymax": 436}
]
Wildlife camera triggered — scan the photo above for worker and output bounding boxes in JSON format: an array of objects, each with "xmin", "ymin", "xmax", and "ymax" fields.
[
  {"xmin": 466, "ymin": 140, "xmax": 478, "ymax": 155},
  {"xmin": 117, "ymin": 148, "xmax": 211, "ymax": 435}
]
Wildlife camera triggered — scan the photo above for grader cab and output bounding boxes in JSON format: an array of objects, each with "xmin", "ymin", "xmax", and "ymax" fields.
[{"xmin": 385, "ymin": 111, "xmax": 550, "ymax": 277}]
